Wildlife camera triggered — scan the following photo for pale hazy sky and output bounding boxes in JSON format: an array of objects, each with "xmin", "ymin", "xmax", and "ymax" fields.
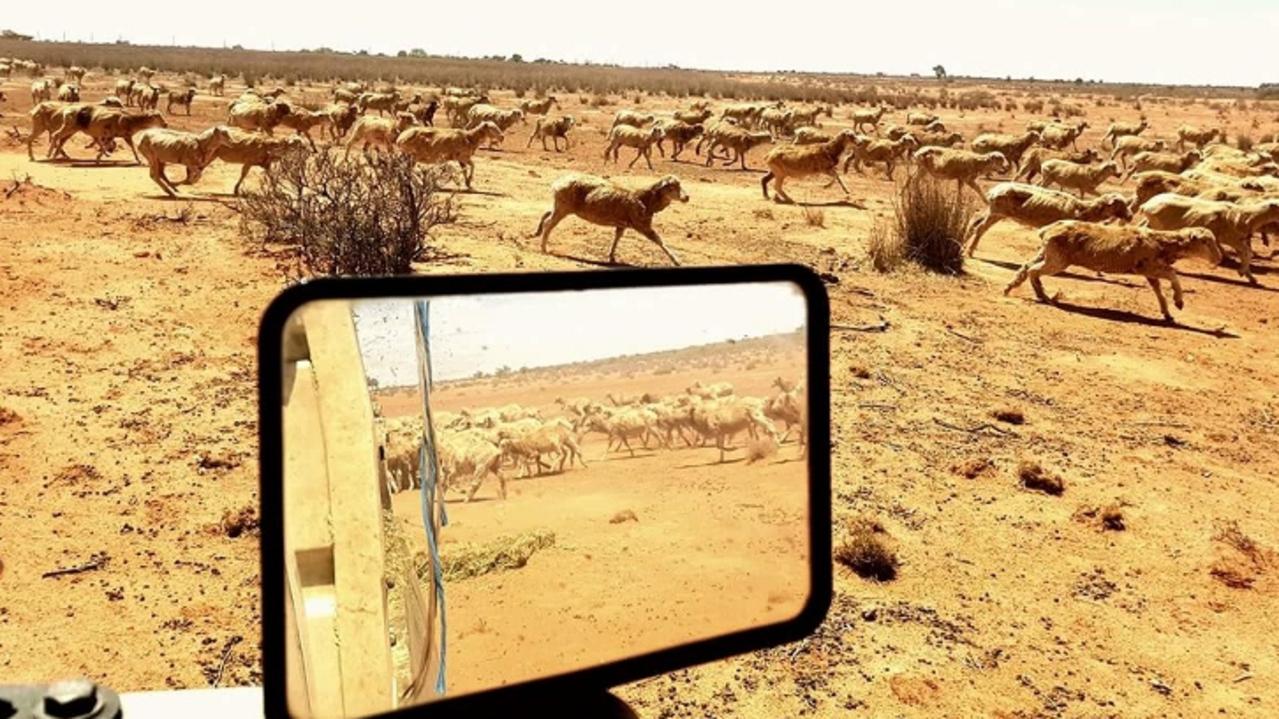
[
  {"xmin": 351, "ymin": 283, "xmax": 807, "ymax": 385},
  {"xmin": 7, "ymin": 0, "xmax": 1275, "ymax": 87}
]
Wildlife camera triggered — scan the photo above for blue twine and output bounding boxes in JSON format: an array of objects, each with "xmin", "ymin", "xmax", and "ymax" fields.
[{"xmin": 414, "ymin": 300, "xmax": 447, "ymax": 695}]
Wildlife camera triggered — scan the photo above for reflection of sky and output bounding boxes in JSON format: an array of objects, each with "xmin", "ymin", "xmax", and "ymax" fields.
[{"xmin": 352, "ymin": 282, "xmax": 806, "ymax": 386}]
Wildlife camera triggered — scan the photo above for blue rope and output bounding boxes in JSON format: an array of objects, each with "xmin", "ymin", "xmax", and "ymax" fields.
[{"xmin": 414, "ymin": 300, "xmax": 447, "ymax": 695}]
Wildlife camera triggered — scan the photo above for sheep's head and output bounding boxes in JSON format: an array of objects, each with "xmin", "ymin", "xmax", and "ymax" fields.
[
  {"xmin": 652, "ymin": 175, "xmax": 689, "ymax": 207},
  {"xmin": 986, "ymin": 152, "xmax": 1010, "ymax": 173},
  {"xmin": 1098, "ymin": 161, "xmax": 1119, "ymax": 178},
  {"xmin": 1090, "ymin": 193, "xmax": 1132, "ymax": 223}
]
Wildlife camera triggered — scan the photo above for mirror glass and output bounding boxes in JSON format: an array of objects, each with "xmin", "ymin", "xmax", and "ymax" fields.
[{"xmin": 278, "ymin": 281, "xmax": 812, "ymax": 717}]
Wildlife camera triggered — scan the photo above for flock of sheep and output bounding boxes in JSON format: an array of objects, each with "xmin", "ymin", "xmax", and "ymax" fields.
[
  {"xmin": 377, "ymin": 378, "xmax": 806, "ymax": 502},
  {"xmin": 7, "ymin": 58, "xmax": 1279, "ymax": 321}
]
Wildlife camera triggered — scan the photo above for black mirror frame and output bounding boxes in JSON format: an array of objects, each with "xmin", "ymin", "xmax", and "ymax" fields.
[{"xmin": 258, "ymin": 264, "xmax": 832, "ymax": 718}]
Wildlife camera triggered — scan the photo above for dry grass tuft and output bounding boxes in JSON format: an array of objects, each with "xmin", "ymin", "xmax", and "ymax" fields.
[
  {"xmin": 803, "ymin": 206, "xmax": 826, "ymax": 228},
  {"xmin": 869, "ymin": 175, "xmax": 971, "ymax": 274},
  {"xmin": 991, "ymin": 407, "xmax": 1026, "ymax": 425},
  {"xmin": 1017, "ymin": 460, "xmax": 1064, "ymax": 496},
  {"xmin": 745, "ymin": 436, "xmax": 779, "ymax": 464},
  {"xmin": 438, "ymin": 530, "xmax": 556, "ymax": 581},
  {"xmin": 867, "ymin": 218, "xmax": 905, "ymax": 272},
  {"xmin": 835, "ymin": 518, "xmax": 899, "ymax": 581}
]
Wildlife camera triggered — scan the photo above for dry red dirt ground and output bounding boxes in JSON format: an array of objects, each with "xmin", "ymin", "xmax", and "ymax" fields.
[{"xmin": 1, "ymin": 72, "xmax": 1277, "ymax": 717}]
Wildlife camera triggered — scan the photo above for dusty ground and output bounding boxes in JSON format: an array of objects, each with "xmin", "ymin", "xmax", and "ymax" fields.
[
  {"xmin": 377, "ymin": 340, "xmax": 808, "ymax": 701},
  {"xmin": 0, "ymin": 70, "xmax": 1277, "ymax": 717}
]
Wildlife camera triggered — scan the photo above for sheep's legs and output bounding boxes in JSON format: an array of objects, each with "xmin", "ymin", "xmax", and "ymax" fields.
[
  {"xmin": 537, "ymin": 208, "xmax": 568, "ymax": 253},
  {"xmin": 828, "ymin": 170, "xmax": 851, "ymax": 197},
  {"xmin": 607, "ymin": 227, "xmax": 627, "ymax": 263},
  {"xmin": 148, "ymin": 161, "xmax": 179, "ymax": 197},
  {"xmin": 1145, "ymin": 277, "xmax": 1174, "ymax": 321},
  {"xmin": 637, "ymin": 226, "xmax": 681, "ymax": 266},
  {"xmin": 966, "ymin": 212, "xmax": 1001, "ymax": 256},
  {"xmin": 233, "ymin": 164, "xmax": 255, "ymax": 196}
]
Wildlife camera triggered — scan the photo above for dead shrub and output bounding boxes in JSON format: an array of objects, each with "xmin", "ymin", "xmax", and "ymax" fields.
[
  {"xmin": 870, "ymin": 174, "xmax": 971, "ymax": 274},
  {"xmin": 991, "ymin": 407, "xmax": 1025, "ymax": 425},
  {"xmin": 952, "ymin": 456, "xmax": 995, "ymax": 480},
  {"xmin": 240, "ymin": 151, "xmax": 456, "ymax": 278},
  {"xmin": 835, "ymin": 518, "xmax": 899, "ymax": 581},
  {"xmin": 1017, "ymin": 460, "xmax": 1064, "ymax": 496}
]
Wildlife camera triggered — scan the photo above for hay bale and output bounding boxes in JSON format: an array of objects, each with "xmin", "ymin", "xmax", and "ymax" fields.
[{"xmin": 438, "ymin": 530, "xmax": 556, "ymax": 581}]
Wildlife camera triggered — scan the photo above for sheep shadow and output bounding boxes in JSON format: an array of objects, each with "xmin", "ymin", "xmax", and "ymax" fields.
[
  {"xmin": 543, "ymin": 251, "xmax": 634, "ymax": 268},
  {"xmin": 783, "ymin": 198, "xmax": 867, "ymax": 210},
  {"xmin": 978, "ymin": 258, "xmax": 1141, "ymax": 288},
  {"xmin": 1178, "ymin": 269, "xmax": 1277, "ymax": 293},
  {"xmin": 139, "ymin": 193, "xmax": 231, "ymax": 204},
  {"xmin": 1045, "ymin": 299, "xmax": 1238, "ymax": 338},
  {"xmin": 676, "ymin": 457, "xmax": 747, "ymax": 469},
  {"xmin": 447, "ymin": 187, "xmax": 508, "ymax": 198},
  {"xmin": 45, "ymin": 159, "xmax": 138, "ymax": 169}
]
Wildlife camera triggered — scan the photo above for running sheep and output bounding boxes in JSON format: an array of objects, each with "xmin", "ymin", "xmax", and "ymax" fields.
[
  {"xmin": 966, "ymin": 182, "xmax": 1131, "ymax": 256},
  {"xmin": 534, "ymin": 173, "xmax": 689, "ymax": 265}
]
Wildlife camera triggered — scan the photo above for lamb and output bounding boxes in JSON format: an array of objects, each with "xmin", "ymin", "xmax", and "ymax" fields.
[
  {"xmin": 1111, "ymin": 135, "xmax": 1166, "ymax": 170},
  {"xmin": 166, "ymin": 88, "xmax": 196, "ymax": 115},
  {"xmin": 1040, "ymin": 121, "xmax": 1088, "ymax": 151},
  {"xmin": 686, "ymin": 396, "xmax": 779, "ymax": 463},
  {"xmin": 913, "ymin": 148, "xmax": 1010, "ymax": 201},
  {"xmin": 56, "ymin": 84, "xmax": 80, "ymax": 102},
  {"xmin": 604, "ymin": 124, "xmax": 666, "ymax": 169},
  {"xmin": 206, "ymin": 127, "xmax": 309, "ymax": 195},
  {"xmin": 970, "ymin": 130, "xmax": 1040, "ymax": 171},
  {"xmin": 673, "ymin": 108, "xmax": 713, "ymax": 125},
  {"xmin": 518, "ymin": 96, "xmax": 558, "ymax": 115},
  {"xmin": 320, "ymin": 102, "xmax": 360, "ymax": 140},
  {"xmin": 1016, "ymin": 147, "xmax": 1101, "ymax": 183},
  {"xmin": 115, "ymin": 79, "xmax": 134, "ymax": 103},
  {"xmin": 135, "ymin": 85, "xmax": 160, "ymax": 111},
  {"xmin": 851, "ymin": 106, "xmax": 887, "ymax": 134},
  {"xmin": 209, "ymin": 74, "xmax": 225, "ymax": 96},
  {"xmin": 1102, "ymin": 119, "xmax": 1147, "ymax": 148},
  {"xmin": 228, "ymin": 99, "xmax": 291, "ymax": 135},
  {"xmin": 581, "ymin": 406, "xmax": 659, "ymax": 457},
  {"xmin": 757, "ymin": 128, "xmax": 859, "ymax": 199},
  {"xmin": 792, "ymin": 126, "xmax": 833, "ymax": 145},
  {"xmin": 394, "ymin": 121, "xmax": 504, "ymax": 189},
  {"xmin": 843, "ymin": 135, "xmax": 917, "ymax": 180},
  {"xmin": 1038, "ymin": 159, "xmax": 1120, "ymax": 198},
  {"xmin": 526, "ymin": 115, "xmax": 575, "ymax": 151},
  {"xmin": 702, "ymin": 125, "xmax": 773, "ymax": 171},
  {"xmin": 687, "ymin": 380, "xmax": 734, "ymax": 399},
  {"xmin": 343, "ymin": 112, "xmax": 417, "ymax": 158},
  {"xmin": 914, "ymin": 130, "xmax": 965, "ymax": 149},
  {"xmin": 1120, "ymin": 150, "xmax": 1201, "ymax": 182},
  {"xmin": 1138, "ymin": 193, "xmax": 1279, "ymax": 284},
  {"xmin": 356, "ymin": 91, "xmax": 400, "ymax": 116},
  {"xmin": 612, "ymin": 109, "xmax": 656, "ymax": 129},
  {"xmin": 534, "ymin": 173, "xmax": 689, "ymax": 265},
  {"xmin": 276, "ymin": 107, "xmax": 327, "ymax": 150},
  {"xmin": 1177, "ymin": 125, "xmax": 1221, "ymax": 151},
  {"xmin": 1004, "ymin": 220, "xmax": 1223, "ymax": 321},
  {"xmin": 135, "ymin": 126, "xmax": 233, "ymax": 196},
  {"xmin": 497, "ymin": 421, "xmax": 586, "ymax": 476},
  {"xmin": 465, "ymin": 104, "xmax": 524, "ymax": 146},
  {"xmin": 655, "ymin": 121, "xmax": 703, "ymax": 161},
  {"xmin": 966, "ymin": 182, "xmax": 1131, "ymax": 256},
  {"xmin": 436, "ymin": 428, "xmax": 506, "ymax": 501},
  {"xmin": 907, "ymin": 112, "xmax": 939, "ymax": 126},
  {"xmin": 48, "ymin": 106, "xmax": 167, "ymax": 164},
  {"xmin": 31, "ymin": 79, "xmax": 54, "ymax": 103}
]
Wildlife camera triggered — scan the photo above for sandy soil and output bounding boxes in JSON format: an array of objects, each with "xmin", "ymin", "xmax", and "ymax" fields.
[{"xmin": 1, "ymin": 70, "xmax": 1277, "ymax": 717}]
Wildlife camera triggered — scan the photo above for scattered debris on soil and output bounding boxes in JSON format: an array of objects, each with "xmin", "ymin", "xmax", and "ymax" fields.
[
  {"xmin": 436, "ymin": 530, "xmax": 556, "ymax": 581},
  {"xmin": 835, "ymin": 517, "xmax": 899, "ymax": 581},
  {"xmin": 42, "ymin": 551, "xmax": 110, "ymax": 579},
  {"xmin": 0, "ymin": 406, "xmax": 20, "ymax": 426},
  {"xmin": 219, "ymin": 505, "xmax": 260, "ymax": 538},
  {"xmin": 609, "ymin": 509, "xmax": 639, "ymax": 524},
  {"xmin": 197, "ymin": 453, "xmax": 240, "ymax": 471},
  {"xmin": 1073, "ymin": 503, "xmax": 1127, "ymax": 531},
  {"xmin": 49, "ymin": 463, "xmax": 102, "ymax": 487},
  {"xmin": 1017, "ymin": 461, "xmax": 1064, "ymax": 496},
  {"xmin": 1209, "ymin": 521, "xmax": 1273, "ymax": 589},
  {"xmin": 952, "ymin": 456, "xmax": 995, "ymax": 480}
]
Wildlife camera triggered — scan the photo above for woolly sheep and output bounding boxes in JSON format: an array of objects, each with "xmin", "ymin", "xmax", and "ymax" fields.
[
  {"xmin": 518, "ymin": 95, "xmax": 558, "ymax": 115},
  {"xmin": 166, "ymin": 87, "xmax": 196, "ymax": 115},
  {"xmin": 436, "ymin": 428, "xmax": 506, "ymax": 501},
  {"xmin": 1111, "ymin": 135, "xmax": 1166, "ymax": 170},
  {"xmin": 1040, "ymin": 121, "xmax": 1088, "ymax": 151},
  {"xmin": 526, "ymin": 115, "xmax": 575, "ymax": 152},
  {"xmin": 1016, "ymin": 147, "xmax": 1100, "ymax": 183},
  {"xmin": 56, "ymin": 84, "xmax": 80, "ymax": 102},
  {"xmin": 394, "ymin": 121, "xmax": 505, "ymax": 189},
  {"xmin": 534, "ymin": 173, "xmax": 689, "ymax": 265},
  {"xmin": 673, "ymin": 108, "xmax": 713, "ymax": 125},
  {"xmin": 966, "ymin": 182, "xmax": 1131, "ymax": 256},
  {"xmin": 497, "ymin": 422, "xmax": 586, "ymax": 476},
  {"xmin": 1005, "ymin": 220, "xmax": 1222, "ymax": 322},
  {"xmin": 851, "ymin": 106, "xmax": 887, "ymax": 134},
  {"xmin": 115, "ymin": 79, "xmax": 134, "ymax": 103},
  {"xmin": 31, "ymin": 79, "xmax": 54, "ymax": 104},
  {"xmin": 793, "ymin": 126, "xmax": 832, "ymax": 145},
  {"xmin": 687, "ymin": 380, "xmax": 734, "ymax": 399},
  {"xmin": 343, "ymin": 112, "xmax": 417, "ymax": 158},
  {"xmin": 1139, "ymin": 193, "xmax": 1279, "ymax": 284},
  {"xmin": 1038, "ymin": 159, "xmax": 1120, "ymax": 197},
  {"xmin": 1177, "ymin": 125, "xmax": 1221, "ymax": 152},
  {"xmin": 907, "ymin": 112, "xmax": 938, "ymax": 126},
  {"xmin": 686, "ymin": 396, "xmax": 778, "ymax": 463},
  {"xmin": 581, "ymin": 406, "xmax": 660, "ymax": 457},
  {"xmin": 48, "ymin": 106, "xmax": 167, "ymax": 164},
  {"xmin": 843, "ymin": 135, "xmax": 916, "ymax": 180},
  {"xmin": 209, "ymin": 74, "xmax": 226, "ymax": 96},
  {"xmin": 357, "ymin": 90, "xmax": 400, "ymax": 116},
  {"xmin": 276, "ymin": 107, "xmax": 328, "ymax": 150},
  {"xmin": 206, "ymin": 127, "xmax": 310, "ymax": 195},
  {"xmin": 465, "ymin": 104, "xmax": 524, "ymax": 147},
  {"xmin": 702, "ymin": 125, "xmax": 773, "ymax": 171},
  {"xmin": 761, "ymin": 130, "xmax": 863, "ymax": 202},
  {"xmin": 612, "ymin": 109, "xmax": 656, "ymax": 129},
  {"xmin": 655, "ymin": 120, "xmax": 703, "ymax": 160},
  {"xmin": 1102, "ymin": 119, "xmax": 1147, "ymax": 148},
  {"xmin": 228, "ymin": 99, "xmax": 291, "ymax": 135}
]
